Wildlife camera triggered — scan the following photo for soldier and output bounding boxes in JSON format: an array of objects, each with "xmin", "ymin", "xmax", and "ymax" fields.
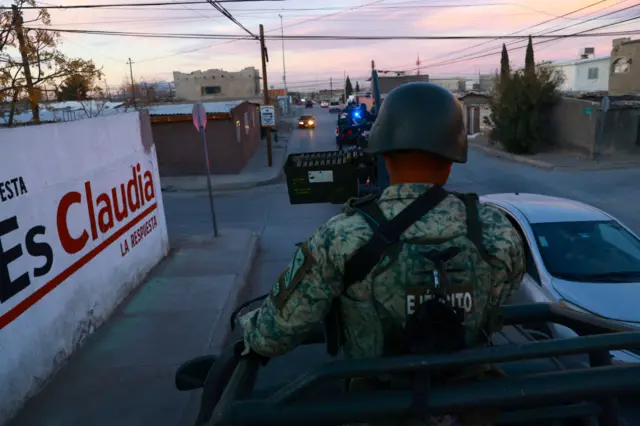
[{"xmin": 238, "ymin": 82, "xmax": 525, "ymax": 426}]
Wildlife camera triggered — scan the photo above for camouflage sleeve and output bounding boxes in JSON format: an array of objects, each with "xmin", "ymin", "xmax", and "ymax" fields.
[
  {"xmin": 479, "ymin": 205, "xmax": 526, "ymax": 303},
  {"xmin": 237, "ymin": 221, "xmax": 343, "ymax": 358}
]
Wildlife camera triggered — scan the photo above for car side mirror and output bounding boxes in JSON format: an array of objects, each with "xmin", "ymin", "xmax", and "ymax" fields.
[{"xmin": 175, "ymin": 355, "xmax": 217, "ymax": 391}]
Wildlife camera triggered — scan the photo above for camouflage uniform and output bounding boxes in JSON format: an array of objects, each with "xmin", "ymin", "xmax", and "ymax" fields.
[
  {"xmin": 238, "ymin": 182, "xmax": 525, "ymax": 360},
  {"xmin": 239, "ymin": 81, "xmax": 525, "ymax": 426}
]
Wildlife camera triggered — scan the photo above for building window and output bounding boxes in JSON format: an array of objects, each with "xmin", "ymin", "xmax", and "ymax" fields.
[
  {"xmin": 236, "ymin": 120, "xmax": 241, "ymax": 143},
  {"xmin": 201, "ymin": 85, "xmax": 222, "ymax": 96},
  {"xmin": 244, "ymin": 112, "xmax": 250, "ymax": 135},
  {"xmin": 612, "ymin": 58, "xmax": 631, "ymax": 74},
  {"xmin": 587, "ymin": 67, "xmax": 599, "ymax": 80}
]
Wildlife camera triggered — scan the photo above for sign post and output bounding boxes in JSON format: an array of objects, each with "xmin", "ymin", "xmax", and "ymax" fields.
[{"xmin": 192, "ymin": 102, "xmax": 219, "ymax": 237}]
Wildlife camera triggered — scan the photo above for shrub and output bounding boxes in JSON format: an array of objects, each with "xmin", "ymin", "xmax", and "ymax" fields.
[{"xmin": 484, "ymin": 50, "xmax": 564, "ymax": 154}]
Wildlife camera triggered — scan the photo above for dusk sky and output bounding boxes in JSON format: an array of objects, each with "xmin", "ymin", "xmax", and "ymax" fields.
[{"xmin": 10, "ymin": 0, "xmax": 640, "ymax": 90}]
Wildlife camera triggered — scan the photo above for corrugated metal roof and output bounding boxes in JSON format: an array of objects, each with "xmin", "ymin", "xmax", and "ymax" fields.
[
  {"xmin": 147, "ymin": 100, "xmax": 244, "ymax": 116},
  {"xmin": 546, "ymin": 56, "xmax": 610, "ymax": 67}
]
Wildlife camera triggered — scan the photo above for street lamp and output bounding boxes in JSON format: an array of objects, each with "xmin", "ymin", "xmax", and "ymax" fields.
[{"xmin": 278, "ymin": 14, "xmax": 288, "ymax": 95}]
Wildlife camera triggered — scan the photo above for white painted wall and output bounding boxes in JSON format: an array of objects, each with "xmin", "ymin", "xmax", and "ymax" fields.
[
  {"xmin": 548, "ymin": 57, "xmax": 610, "ymax": 92},
  {"xmin": 0, "ymin": 112, "xmax": 169, "ymax": 424},
  {"xmin": 554, "ymin": 64, "xmax": 576, "ymax": 92},
  {"xmin": 574, "ymin": 59, "xmax": 610, "ymax": 92}
]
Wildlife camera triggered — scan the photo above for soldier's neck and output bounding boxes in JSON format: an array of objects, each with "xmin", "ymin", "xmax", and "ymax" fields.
[{"xmin": 389, "ymin": 172, "xmax": 447, "ymax": 186}]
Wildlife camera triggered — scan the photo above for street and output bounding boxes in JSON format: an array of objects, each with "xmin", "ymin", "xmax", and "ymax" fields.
[{"xmin": 163, "ymin": 105, "xmax": 640, "ymax": 421}]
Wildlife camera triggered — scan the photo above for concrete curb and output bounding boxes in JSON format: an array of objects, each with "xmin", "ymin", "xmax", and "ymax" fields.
[
  {"xmin": 206, "ymin": 230, "xmax": 260, "ymax": 353},
  {"xmin": 470, "ymin": 142, "xmax": 555, "ymax": 170},
  {"xmin": 160, "ymin": 141, "xmax": 289, "ymax": 193}
]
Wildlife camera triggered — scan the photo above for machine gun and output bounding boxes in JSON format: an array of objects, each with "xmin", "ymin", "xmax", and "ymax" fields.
[{"xmin": 284, "ymin": 66, "xmax": 390, "ymax": 205}]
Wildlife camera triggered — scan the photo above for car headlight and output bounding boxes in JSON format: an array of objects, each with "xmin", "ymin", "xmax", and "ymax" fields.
[
  {"xmin": 299, "ymin": 121, "xmax": 304, "ymax": 125},
  {"xmin": 308, "ymin": 120, "xmax": 314, "ymax": 125}
]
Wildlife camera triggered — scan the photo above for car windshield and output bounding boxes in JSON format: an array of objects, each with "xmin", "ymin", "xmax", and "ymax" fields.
[
  {"xmin": 299, "ymin": 116, "xmax": 313, "ymax": 120},
  {"xmin": 330, "ymin": 102, "xmax": 339, "ymax": 106},
  {"xmin": 531, "ymin": 220, "xmax": 640, "ymax": 282}
]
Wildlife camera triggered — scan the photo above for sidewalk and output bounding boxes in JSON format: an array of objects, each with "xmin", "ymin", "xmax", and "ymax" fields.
[
  {"xmin": 470, "ymin": 134, "xmax": 640, "ymax": 171},
  {"xmin": 161, "ymin": 123, "xmax": 291, "ymax": 192},
  {"xmin": 9, "ymin": 228, "xmax": 259, "ymax": 426}
]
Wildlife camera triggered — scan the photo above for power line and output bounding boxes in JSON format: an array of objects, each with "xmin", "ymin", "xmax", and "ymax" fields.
[
  {"xmin": 0, "ymin": 0, "xmax": 282, "ymax": 10},
  {"xmin": 21, "ymin": 27, "xmax": 640, "ymax": 40},
  {"xmin": 204, "ymin": 0, "xmax": 257, "ymax": 39},
  {"xmin": 384, "ymin": 3, "xmax": 640, "ymax": 74},
  {"xmin": 419, "ymin": 12, "xmax": 640, "ymax": 71},
  {"xmin": 379, "ymin": 0, "xmax": 623, "ymax": 72}
]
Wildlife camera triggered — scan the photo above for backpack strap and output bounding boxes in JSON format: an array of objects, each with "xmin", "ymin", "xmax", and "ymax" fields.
[
  {"xmin": 343, "ymin": 185, "xmax": 449, "ymax": 288},
  {"xmin": 455, "ymin": 193, "xmax": 493, "ymax": 264}
]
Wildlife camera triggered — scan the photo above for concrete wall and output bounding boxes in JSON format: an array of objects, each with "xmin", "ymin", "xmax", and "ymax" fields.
[
  {"xmin": 173, "ymin": 67, "xmax": 260, "ymax": 101},
  {"xmin": 0, "ymin": 111, "xmax": 169, "ymax": 424},
  {"xmin": 550, "ymin": 97, "xmax": 640, "ymax": 156},
  {"xmin": 610, "ymin": 38, "xmax": 640, "ymax": 95},
  {"xmin": 152, "ymin": 102, "xmax": 262, "ymax": 176}
]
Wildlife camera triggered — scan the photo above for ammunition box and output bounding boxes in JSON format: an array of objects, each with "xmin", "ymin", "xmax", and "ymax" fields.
[{"xmin": 284, "ymin": 150, "xmax": 377, "ymax": 204}]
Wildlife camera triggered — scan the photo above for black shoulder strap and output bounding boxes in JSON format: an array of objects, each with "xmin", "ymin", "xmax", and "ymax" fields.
[
  {"xmin": 343, "ymin": 185, "xmax": 449, "ymax": 288},
  {"xmin": 455, "ymin": 193, "xmax": 493, "ymax": 264}
]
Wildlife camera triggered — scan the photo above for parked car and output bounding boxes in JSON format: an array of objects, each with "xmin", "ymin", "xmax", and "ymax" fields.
[
  {"xmin": 298, "ymin": 114, "xmax": 315, "ymax": 129},
  {"xmin": 328, "ymin": 102, "xmax": 341, "ymax": 113},
  {"xmin": 320, "ymin": 101, "xmax": 329, "ymax": 108},
  {"xmin": 481, "ymin": 192, "xmax": 640, "ymax": 363},
  {"xmin": 305, "ymin": 100, "xmax": 313, "ymax": 108}
]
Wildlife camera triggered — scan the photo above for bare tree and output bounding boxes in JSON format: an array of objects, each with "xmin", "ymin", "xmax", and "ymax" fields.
[{"xmin": 1, "ymin": 0, "xmax": 102, "ymax": 124}]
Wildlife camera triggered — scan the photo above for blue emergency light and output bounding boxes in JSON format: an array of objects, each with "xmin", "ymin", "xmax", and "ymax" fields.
[{"xmin": 353, "ymin": 111, "xmax": 360, "ymax": 118}]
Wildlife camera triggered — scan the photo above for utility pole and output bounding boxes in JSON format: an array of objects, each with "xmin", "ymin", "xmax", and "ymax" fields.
[
  {"xmin": 12, "ymin": 5, "xmax": 39, "ymax": 122},
  {"xmin": 278, "ymin": 14, "xmax": 288, "ymax": 94},
  {"xmin": 259, "ymin": 24, "xmax": 273, "ymax": 167},
  {"xmin": 330, "ymin": 77, "xmax": 333, "ymax": 102},
  {"xmin": 127, "ymin": 58, "xmax": 137, "ymax": 109},
  {"xmin": 343, "ymin": 70, "xmax": 347, "ymax": 104}
]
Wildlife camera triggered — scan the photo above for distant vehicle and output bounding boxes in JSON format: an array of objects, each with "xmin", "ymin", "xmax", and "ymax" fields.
[
  {"xmin": 328, "ymin": 102, "xmax": 341, "ymax": 113},
  {"xmin": 320, "ymin": 101, "xmax": 329, "ymax": 108},
  {"xmin": 305, "ymin": 100, "xmax": 313, "ymax": 108},
  {"xmin": 481, "ymin": 192, "xmax": 640, "ymax": 363},
  {"xmin": 298, "ymin": 114, "xmax": 315, "ymax": 129}
]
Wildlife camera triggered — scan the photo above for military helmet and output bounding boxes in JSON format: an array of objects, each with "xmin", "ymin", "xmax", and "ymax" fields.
[{"xmin": 366, "ymin": 82, "xmax": 468, "ymax": 163}]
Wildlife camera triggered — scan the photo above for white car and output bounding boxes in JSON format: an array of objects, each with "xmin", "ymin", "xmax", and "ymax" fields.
[
  {"xmin": 481, "ymin": 193, "xmax": 640, "ymax": 363},
  {"xmin": 328, "ymin": 102, "xmax": 341, "ymax": 113},
  {"xmin": 320, "ymin": 101, "xmax": 329, "ymax": 108}
]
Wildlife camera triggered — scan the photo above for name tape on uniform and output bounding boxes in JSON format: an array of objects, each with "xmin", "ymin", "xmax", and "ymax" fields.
[{"xmin": 406, "ymin": 285, "xmax": 474, "ymax": 315}]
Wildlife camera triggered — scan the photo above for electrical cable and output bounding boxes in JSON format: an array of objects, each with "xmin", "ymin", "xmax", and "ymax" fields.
[
  {"xmin": 204, "ymin": 0, "xmax": 257, "ymax": 39},
  {"xmin": 379, "ymin": 0, "xmax": 629, "ymax": 73},
  {"xmin": 0, "ymin": 0, "xmax": 282, "ymax": 10},
  {"xmin": 20, "ymin": 27, "xmax": 640, "ymax": 40},
  {"xmin": 390, "ymin": 4, "xmax": 640, "ymax": 74}
]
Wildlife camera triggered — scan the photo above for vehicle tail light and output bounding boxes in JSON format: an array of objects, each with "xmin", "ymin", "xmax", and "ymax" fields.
[
  {"xmin": 341, "ymin": 134, "xmax": 345, "ymax": 140},
  {"xmin": 335, "ymin": 127, "xmax": 339, "ymax": 136},
  {"xmin": 347, "ymin": 130, "xmax": 352, "ymax": 135}
]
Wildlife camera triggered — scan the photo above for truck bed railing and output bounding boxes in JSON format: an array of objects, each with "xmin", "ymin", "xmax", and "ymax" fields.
[{"xmin": 199, "ymin": 303, "xmax": 640, "ymax": 426}]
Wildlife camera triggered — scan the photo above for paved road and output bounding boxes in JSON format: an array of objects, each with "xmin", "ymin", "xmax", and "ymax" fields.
[{"xmin": 163, "ymin": 104, "xmax": 640, "ymax": 424}]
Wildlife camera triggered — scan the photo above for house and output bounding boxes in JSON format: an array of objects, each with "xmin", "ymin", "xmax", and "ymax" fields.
[
  {"xmin": 369, "ymin": 74, "xmax": 430, "ymax": 96},
  {"xmin": 609, "ymin": 37, "xmax": 640, "ymax": 95},
  {"xmin": 430, "ymin": 77, "xmax": 466, "ymax": 92},
  {"xmin": 317, "ymin": 89, "xmax": 344, "ymax": 103},
  {"xmin": 457, "ymin": 92, "xmax": 491, "ymax": 134},
  {"xmin": 543, "ymin": 50, "xmax": 610, "ymax": 93},
  {"xmin": 148, "ymin": 100, "xmax": 261, "ymax": 175},
  {"xmin": 173, "ymin": 67, "xmax": 261, "ymax": 102}
]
